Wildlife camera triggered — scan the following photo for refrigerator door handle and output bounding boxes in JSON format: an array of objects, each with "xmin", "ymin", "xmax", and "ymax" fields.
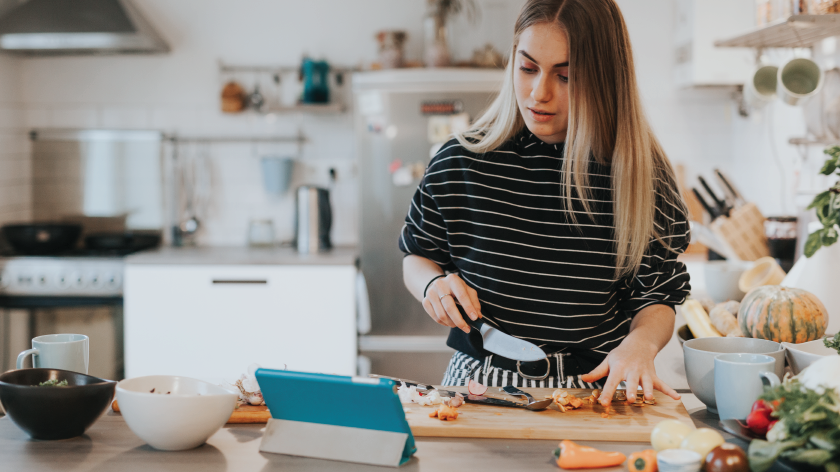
[{"xmin": 356, "ymin": 271, "xmax": 372, "ymax": 335}]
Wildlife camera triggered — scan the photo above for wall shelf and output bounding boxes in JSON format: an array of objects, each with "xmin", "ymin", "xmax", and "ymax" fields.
[
  {"xmin": 715, "ymin": 14, "xmax": 840, "ymax": 48},
  {"xmin": 264, "ymin": 103, "xmax": 345, "ymax": 114},
  {"xmin": 789, "ymin": 137, "xmax": 840, "ymax": 146}
]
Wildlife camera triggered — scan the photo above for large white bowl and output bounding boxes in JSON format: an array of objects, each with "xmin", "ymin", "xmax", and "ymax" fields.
[
  {"xmin": 783, "ymin": 339, "xmax": 839, "ymax": 375},
  {"xmin": 116, "ymin": 375, "xmax": 237, "ymax": 451}
]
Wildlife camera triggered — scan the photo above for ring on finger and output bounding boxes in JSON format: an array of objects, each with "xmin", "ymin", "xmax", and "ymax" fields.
[{"xmin": 439, "ymin": 293, "xmax": 453, "ymax": 301}]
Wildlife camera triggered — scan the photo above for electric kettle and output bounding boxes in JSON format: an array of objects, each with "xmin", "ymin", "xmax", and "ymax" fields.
[{"xmin": 295, "ymin": 186, "xmax": 332, "ymax": 253}]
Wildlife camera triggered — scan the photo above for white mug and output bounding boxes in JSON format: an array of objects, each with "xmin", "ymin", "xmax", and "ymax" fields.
[
  {"xmin": 16, "ymin": 333, "xmax": 89, "ymax": 374},
  {"xmin": 743, "ymin": 64, "xmax": 778, "ymax": 109},
  {"xmin": 778, "ymin": 57, "xmax": 823, "ymax": 106},
  {"xmin": 714, "ymin": 353, "xmax": 780, "ymax": 420}
]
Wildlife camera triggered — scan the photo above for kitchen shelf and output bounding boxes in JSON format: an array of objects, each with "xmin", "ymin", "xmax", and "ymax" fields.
[
  {"xmin": 264, "ymin": 103, "xmax": 345, "ymax": 114},
  {"xmin": 715, "ymin": 14, "xmax": 840, "ymax": 48},
  {"xmin": 789, "ymin": 137, "xmax": 840, "ymax": 145},
  {"xmin": 164, "ymin": 132, "xmax": 307, "ymax": 144}
]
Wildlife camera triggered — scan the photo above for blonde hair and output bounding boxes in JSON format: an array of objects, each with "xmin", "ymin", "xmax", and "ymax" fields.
[{"xmin": 456, "ymin": 0, "xmax": 687, "ymax": 278}]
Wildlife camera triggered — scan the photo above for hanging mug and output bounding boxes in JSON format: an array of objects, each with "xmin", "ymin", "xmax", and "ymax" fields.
[
  {"xmin": 778, "ymin": 57, "xmax": 823, "ymax": 106},
  {"xmin": 743, "ymin": 63, "xmax": 778, "ymax": 109}
]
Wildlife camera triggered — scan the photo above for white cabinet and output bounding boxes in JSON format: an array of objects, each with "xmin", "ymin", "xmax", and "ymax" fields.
[
  {"xmin": 674, "ymin": 0, "xmax": 755, "ymax": 86},
  {"xmin": 124, "ymin": 264, "xmax": 356, "ymax": 385}
]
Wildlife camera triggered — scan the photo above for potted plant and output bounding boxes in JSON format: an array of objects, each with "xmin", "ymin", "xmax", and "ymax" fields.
[{"xmin": 782, "ymin": 145, "xmax": 840, "ymax": 336}]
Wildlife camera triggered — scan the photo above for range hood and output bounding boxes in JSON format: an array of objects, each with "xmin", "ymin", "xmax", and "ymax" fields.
[{"xmin": 0, "ymin": 0, "xmax": 169, "ymax": 55}]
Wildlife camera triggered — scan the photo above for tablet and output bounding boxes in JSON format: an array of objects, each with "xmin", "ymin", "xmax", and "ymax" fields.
[{"xmin": 255, "ymin": 368, "xmax": 417, "ymax": 466}]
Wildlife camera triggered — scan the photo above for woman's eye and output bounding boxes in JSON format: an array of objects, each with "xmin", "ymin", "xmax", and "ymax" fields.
[
  {"xmin": 519, "ymin": 66, "xmax": 537, "ymax": 74},
  {"xmin": 559, "ymin": 75, "xmax": 569, "ymax": 83}
]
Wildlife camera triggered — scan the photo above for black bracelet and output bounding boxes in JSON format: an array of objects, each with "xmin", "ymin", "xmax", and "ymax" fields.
[{"xmin": 423, "ymin": 274, "xmax": 446, "ymax": 298}]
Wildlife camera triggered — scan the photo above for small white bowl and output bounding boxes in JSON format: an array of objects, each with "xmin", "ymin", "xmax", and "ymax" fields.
[
  {"xmin": 783, "ymin": 338, "xmax": 839, "ymax": 374},
  {"xmin": 657, "ymin": 448, "xmax": 702, "ymax": 472},
  {"xmin": 116, "ymin": 375, "xmax": 237, "ymax": 451}
]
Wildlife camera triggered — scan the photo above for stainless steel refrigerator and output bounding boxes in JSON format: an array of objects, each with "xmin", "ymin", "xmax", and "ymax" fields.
[{"xmin": 353, "ymin": 69, "xmax": 503, "ymax": 383}]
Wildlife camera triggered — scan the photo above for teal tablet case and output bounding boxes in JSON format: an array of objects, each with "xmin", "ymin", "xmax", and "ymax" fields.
[{"xmin": 256, "ymin": 368, "xmax": 417, "ymax": 466}]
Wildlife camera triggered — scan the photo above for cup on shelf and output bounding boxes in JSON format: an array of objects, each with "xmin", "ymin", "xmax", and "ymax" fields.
[
  {"xmin": 743, "ymin": 63, "xmax": 778, "ymax": 109},
  {"xmin": 778, "ymin": 57, "xmax": 823, "ymax": 106}
]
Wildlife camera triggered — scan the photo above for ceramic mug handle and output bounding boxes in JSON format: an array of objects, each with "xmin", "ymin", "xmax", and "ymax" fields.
[
  {"xmin": 760, "ymin": 371, "xmax": 781, "ymax": 389},
  {"xmin": 16, "ymin": 348, "xmax": 39, "ymax": 369}
]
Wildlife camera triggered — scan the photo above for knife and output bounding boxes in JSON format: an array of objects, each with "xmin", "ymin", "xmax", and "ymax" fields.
[
  {"xmin": 692, "ymin": 187, "xmax": 720, "ymax": 220},
  {"xmin": 714, "ymin": 169, "xmax": 745, "ymax": 208},
  {"xmin": 436, "ymin": 389, "xmax": 528, "ymax": 409},
  {"xmin": 456, "ymin": 304, "xmax": 546, "ymax": 362},
  {"xmin": 698, "ymin": 176, "xmax": 730, "ymax": 217}
]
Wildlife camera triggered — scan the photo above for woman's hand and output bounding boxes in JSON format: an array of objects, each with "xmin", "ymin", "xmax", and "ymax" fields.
[
  {"xmin": 580, "ymin": 304, "xmax": 680, "ymax": 407},
  {"xmin": 422, "ymin": 274, "xmax": 482, "ymax": 333},
  {"xmin": 580, "ymin": 337, "xmax": 680, "ymax": 408}
]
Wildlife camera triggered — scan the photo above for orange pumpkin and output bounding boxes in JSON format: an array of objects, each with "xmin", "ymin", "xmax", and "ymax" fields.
[{"xmin": 738, "ymin": 286, "xmax": 828, "ymax": 343}]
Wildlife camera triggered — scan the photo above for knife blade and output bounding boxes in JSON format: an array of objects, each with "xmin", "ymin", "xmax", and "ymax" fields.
[
  {"xmin": 436, "ymin": 389, "xmax": 528, "ymax": 409},
  {"xmin": 457, "ymin": 307, "xmax": 546, "ymax": 362}
]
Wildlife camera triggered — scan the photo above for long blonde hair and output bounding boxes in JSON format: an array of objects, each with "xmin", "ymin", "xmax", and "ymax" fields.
[{"xmin": 456, "ymin": 0, "xmax": 687, "ymax": 278}]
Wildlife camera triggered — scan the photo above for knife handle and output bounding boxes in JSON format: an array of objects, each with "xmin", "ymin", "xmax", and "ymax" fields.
[{"xmin": 454, "ymin": 302, "xmax": 485, "ymax": 332}]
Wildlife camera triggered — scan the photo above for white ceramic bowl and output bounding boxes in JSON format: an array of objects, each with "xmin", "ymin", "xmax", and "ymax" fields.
[
  {"xmin": 783, "ymin": 339, "xmax": 839, "ymax": 374},
  {"xmin": 116, "ymin": 375, "xmax": 237, "ymax": 451},
  {"xmin": 683, "ymin": 337, "xmax": 784, "ymax": 414}
]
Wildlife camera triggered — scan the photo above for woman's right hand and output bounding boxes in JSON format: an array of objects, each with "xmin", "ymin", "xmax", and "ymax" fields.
[{"xmin": 422, "ymin": 273, "xmax": 482, "ymax": 333}]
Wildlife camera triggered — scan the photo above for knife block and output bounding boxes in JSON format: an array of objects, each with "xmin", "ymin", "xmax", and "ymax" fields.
[{"xmin": 710, "ymin": 202, "xmax": 769, "ymax": 261}]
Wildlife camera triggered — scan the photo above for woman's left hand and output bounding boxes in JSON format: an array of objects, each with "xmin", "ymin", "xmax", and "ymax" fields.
[
  {"xmin": 581, "ymin": 339, "xmax": 680, "ymax": 408},
  {"xmin": 580, "ymin": 304, "xmax": 681, "ymax": 408}
]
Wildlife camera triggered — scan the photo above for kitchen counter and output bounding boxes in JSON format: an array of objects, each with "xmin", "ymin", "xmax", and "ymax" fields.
[
  {"xmin": 125, "ymin": 246, "xmax": 358, "ymax": 266},
  {"xmin": 0, "ymin": 403, "xmax": 792, "ymax": 472}
]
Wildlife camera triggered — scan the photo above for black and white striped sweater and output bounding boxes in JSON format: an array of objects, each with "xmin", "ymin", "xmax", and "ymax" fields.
[{"xmin": 399, "ymin": 130, "xmax": 691, "ymax": 364}]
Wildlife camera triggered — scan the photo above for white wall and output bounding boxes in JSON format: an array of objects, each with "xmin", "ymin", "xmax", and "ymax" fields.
[{"xmin": 4, "ymin": 0, "xmax": 816, "ymax": 245}]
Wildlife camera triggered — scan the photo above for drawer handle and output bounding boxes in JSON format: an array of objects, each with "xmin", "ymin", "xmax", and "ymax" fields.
[{"xmin": 212, "ymin": 279, "xmax": 268, "ymax": 285}]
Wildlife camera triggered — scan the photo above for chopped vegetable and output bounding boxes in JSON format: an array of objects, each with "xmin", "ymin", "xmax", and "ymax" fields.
[
  {"xmin": 627, "ymin": 449, "xmax": 657, "ymax": 472},
  {"xmin": 467, "ymin": 379, "xmax": 487, "ymax": 396},
  {"xmin": 429, "ymin": 403, "xmax": 458, "ymax": 421},
  {"xmin": 37, "ymin": 379, "xmax": 68, "ymax": 387},
  {"xmin": 446, "ymin": 392, "xmax": 464, "ymax": 408},
  {"xmin": 825, "ymin": 332, "xmax": 840, "ymax": 355},
  {"xmin": 552, "ymin": 389, "xmax": 584, "ymax": 412},
  {"xmin": 552, "ymin": 440, "xmax": 625, "ymax": 469}
]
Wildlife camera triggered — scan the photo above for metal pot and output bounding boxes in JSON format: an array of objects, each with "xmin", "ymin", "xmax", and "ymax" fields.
[{"xmin": 294, "ymin": 186, "xmax": 332, "ymax": 254}]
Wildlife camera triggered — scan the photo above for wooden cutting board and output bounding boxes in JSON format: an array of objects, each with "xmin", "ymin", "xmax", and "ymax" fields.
[{"xmin": 405, "ymin": 387, "xmax": 695, "ymax": 442}]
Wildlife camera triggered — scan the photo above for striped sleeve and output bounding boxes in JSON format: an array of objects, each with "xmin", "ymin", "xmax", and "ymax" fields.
[
  {"xmin": 398, "ymin": 170, "xmax": 457, "ymax": 272},
  {"xmin": 617, "ymin": 189, "xmax": 692, "ymax": 316}
]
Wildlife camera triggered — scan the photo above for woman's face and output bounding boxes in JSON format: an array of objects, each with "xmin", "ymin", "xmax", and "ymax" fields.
[{"xmin": 513, "ymin": 22, "xmax": 570, "ymax": 145}]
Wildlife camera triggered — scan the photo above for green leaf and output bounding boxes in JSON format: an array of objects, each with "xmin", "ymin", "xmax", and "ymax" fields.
[
  {"xmin": 783, "ymin": 448, "xmax": 833, "ymax": 466},
  {"xmin": 805, "ymin": 230, "xmax": 824, "ymax": 258},
  {"xmin": 808, "ymin": 190, "xmax": 832, "ymax": 210},
  {"xmin": 822, "ymin": 158, "xmax": 839, "ymax": 175},
  {"xmin": 823, "ymin": 227, "xmax": 839, "ymax": 247},
  {"xmin": 749, "ymin": 438, "xmax": 808, "ymax": 472}
]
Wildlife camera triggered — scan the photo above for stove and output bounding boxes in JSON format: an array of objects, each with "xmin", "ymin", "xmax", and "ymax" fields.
[{"xmin": 0, "ymin": 256, "xmax": 124, "ymax": 297}]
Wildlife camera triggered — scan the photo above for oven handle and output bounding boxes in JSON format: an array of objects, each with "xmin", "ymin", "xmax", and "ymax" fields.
[{"xmin": 211, "ymin": 279, "xmax": 268, "ymax": 285}]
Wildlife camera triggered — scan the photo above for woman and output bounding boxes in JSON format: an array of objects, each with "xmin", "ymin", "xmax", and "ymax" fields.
[{"xmin": 399, "ymin": 0, "xmax": 690, "ymax": 408}]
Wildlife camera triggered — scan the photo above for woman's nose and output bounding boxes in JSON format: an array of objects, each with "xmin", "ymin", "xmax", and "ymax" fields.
[{"xmin": 531, "ymin": 73, "xmax": 552, "ymax": 103}]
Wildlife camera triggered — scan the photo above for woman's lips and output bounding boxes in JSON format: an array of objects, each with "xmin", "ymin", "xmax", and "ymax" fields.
[{"xmin": 528, "ymin": 107, "xmax": 555, "ymax": 123}]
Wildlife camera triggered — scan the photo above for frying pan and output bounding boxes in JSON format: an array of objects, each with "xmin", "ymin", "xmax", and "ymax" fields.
[{"xmin": 1, "ymin": 223, "xmax": 82, "ymax": 255}]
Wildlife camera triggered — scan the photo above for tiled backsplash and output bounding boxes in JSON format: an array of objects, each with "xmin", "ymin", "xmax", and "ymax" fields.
[{"xmin": 0, "ymin": 55, "xmax": 30, "ymax": 228}]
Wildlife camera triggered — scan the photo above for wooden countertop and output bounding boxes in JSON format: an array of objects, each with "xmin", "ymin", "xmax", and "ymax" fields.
[
  {"xmin": 125, "ymin": 246, "xmax": 358, "ymax": 266},
  {"xmin": 0, "ymin": 402, "xmax": 795, "ymax": 472}
]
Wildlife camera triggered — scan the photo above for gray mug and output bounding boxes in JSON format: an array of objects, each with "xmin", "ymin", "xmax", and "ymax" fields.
[
  {"xmin": 16, "ymin": 334, "xmax": 89, "ymax": 374},
  {"xmin": 714, "ymin": 353, "xmax": 780, "ymax": 420}
]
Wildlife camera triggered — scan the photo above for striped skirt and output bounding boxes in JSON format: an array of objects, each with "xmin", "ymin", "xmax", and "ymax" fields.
[{"xmin": 441, "ymin": 350, "xmax": 604, "ymax": 389}]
